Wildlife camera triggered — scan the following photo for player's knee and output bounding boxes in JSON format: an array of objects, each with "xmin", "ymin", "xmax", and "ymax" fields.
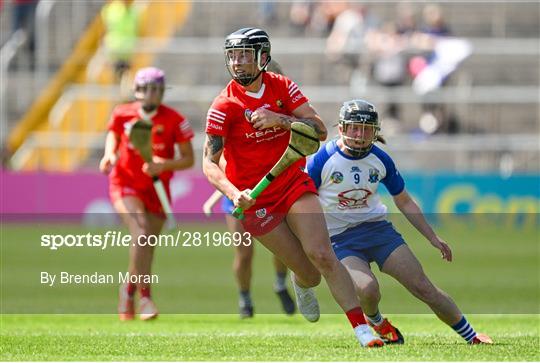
[
  {"xmin": 306, "ymin": 247, "xmax": 336, "ymax": 274},
  {"xmin": 139, "ymin": 225, "xmax": 154, "ymax": 239},
  {"xmin": 357, "ymin": 280, "xmax": 381, "ymax": 303},
  {"xmin": 127, "ymin": 214, "xmax": 150, "ymax": 234}
]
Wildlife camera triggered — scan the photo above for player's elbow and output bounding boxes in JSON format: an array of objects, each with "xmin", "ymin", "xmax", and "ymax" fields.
[
  {"xmin": 202, "ymin": 157, "xmax": 217, "ymax": 179},
  {"xmin": 202, "ymin": 164, "xmax": 222, "ymax": 189},
  {"xmin": 202, "ymin": 158, "xmax": 211, "ymax": 177}
]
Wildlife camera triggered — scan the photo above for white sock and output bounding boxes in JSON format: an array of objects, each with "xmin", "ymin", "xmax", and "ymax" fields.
[{"xmin": 366, "ymin": 310, "xmax": 384, "ymax": 326}]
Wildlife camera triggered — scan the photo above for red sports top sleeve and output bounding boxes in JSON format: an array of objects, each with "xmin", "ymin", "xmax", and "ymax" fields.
[
  {"xmin": 107, "ymin": 105, "xmax": 125, "ymax": 135},
  {"xmin": 174, "ymin": 113, "xmax": 195, "ymax": 143},
  {"xmin": 205, "ymin": 99, "xmax": 230, "ymax": 137},
  {"xmin": 282, "ymin": 76, "xmax": 308, "ymax": 112}
]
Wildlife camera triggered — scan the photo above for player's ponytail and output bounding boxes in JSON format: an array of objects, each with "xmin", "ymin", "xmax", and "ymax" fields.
[
  {"xmin": 266, "ymin": 59, "xmax": 284, "ymax": 75},
  {"xmin": 376, "ymin": 135, "xmax": 386, "ymax": 144}
]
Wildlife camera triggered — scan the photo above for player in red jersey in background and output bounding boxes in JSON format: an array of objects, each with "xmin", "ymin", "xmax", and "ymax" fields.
[
  {"xmin": 202, "ymin": 27, "xmax": 383, "ymax": 347},
  {"xmin": 99, "ymin": 67, "xmax": 194, "ymax": 321}
]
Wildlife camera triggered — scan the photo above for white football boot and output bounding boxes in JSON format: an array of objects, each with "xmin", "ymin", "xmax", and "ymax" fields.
[
  {"xmin": 139, "ymin": 297, "xmax": 159, "ymax": 321},
  {"xmin": 354, "ymin": 324, "xmax": 385, "ymax": 347},
  {"xmin": 290, "ymin": 273, "xmax": 320, "ymax": 322}
]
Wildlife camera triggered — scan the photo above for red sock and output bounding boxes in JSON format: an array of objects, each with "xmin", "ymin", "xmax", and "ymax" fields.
[
  {"xmin": 346, "ymin": 307, "xmax": 367, "ymax": 328},
  {"xmin": 140, "ymin": 286, "xmax": 151, "ymax": 298},
  {"xmin": 126, "ymin": 283, "xmax": 136, "ymax": 297}
]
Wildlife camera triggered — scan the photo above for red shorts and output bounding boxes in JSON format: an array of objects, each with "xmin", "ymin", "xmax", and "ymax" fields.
[
  {"xmin": 241, "ymin": 172, "xmax": 317, "ymax": 236},
  {"xmin": 109, "ymin": 182, "xmax": 170, "ymax": 217}
]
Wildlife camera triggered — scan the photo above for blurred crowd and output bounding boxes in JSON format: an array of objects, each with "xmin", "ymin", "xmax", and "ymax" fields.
[
  {"xmin": 289, "ymin": 2, "xmax": 472, "ymax": 137},
  {"xmin": 2, "ymin": 0, "xmax": 139, "ymax": 77},
  {"xmin": 2, "ymin": 1, "xmax": 473, "ymax": 139}
]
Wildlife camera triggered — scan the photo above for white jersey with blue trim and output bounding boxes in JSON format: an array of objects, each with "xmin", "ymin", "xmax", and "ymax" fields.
[{"xmin": 307, "ymin": 140, "xmax": 405, "ymax": 237}]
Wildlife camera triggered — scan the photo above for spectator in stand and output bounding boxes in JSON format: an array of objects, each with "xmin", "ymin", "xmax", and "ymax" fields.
[
  {"xmin": 289, "ymin": 1, "xmax": 314, "ymax": 35},
  {"xmin": 395, "ymin": 3, "xmax": 417, "ymax": 35},
  {"xmin": 258, "ymin": 1, "xmax": 277, "ymax": 26},
  {"xmin": 101, "ymin": 0, "xmax": 139, "ymax": 91},
  {"xmin": 412, "ymin": 3, "xmax": 464, "ymax": 135},
  {"xmin": 11, "ymin": 0, "xmax": 39, "ymax": 68},
  {"xmin": 363, "ymin": 21, "xmax": 409, "ymax": 137},
  {"xmin": 364, "ymin": 3, "xmax": 421, "ymax": 136},
  {"xmin": 290, "ymin": 1, "xmax": 347, "ymax": 37},
  {"xmin": 325, "ymin": 3, "xmax": 378, "ymax": 83},
  {"xmin": 420, "ymin": 4, "xmax": 450, "ymax": 36},
  {"xmin": 310, "ymin": 2, "xmax": 348, "ymax": 36}
]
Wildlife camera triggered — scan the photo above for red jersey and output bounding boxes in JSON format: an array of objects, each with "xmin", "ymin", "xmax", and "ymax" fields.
[
  {"xmin": 108, "ymin": 101, "xmax": 194, "ymax": 190},
  {"xmin": 205, "ymin": 72, "xmax": 309, "ymax": 199}
]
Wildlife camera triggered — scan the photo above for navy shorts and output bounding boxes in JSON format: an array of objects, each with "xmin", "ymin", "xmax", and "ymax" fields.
[
  {"xmin": 331, "ymin": 220, "xmax": 406, "ymax": 270},
  {"xmin": 221, "ymin": 197, "xmax": 234, "ymax": 214}
]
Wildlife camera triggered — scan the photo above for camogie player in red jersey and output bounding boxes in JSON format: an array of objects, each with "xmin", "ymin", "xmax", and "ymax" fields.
[
  {"xmin": 202, "ymin": 27, "xmax": 383, "ymax": 347},
  {"xmin": 202, "ymin": 60, "xmax": 296, "ymax": 319},
  {"xmin": 99, "ymin": 67, "xmax": 195, "ymax": 321}
]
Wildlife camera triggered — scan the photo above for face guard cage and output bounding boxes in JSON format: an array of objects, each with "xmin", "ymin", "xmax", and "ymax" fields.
[
  {"xmin": 224, "ymin": 46, "xmax": 268, "ymax": 86},
  {"xmin": 340, "ymin": 121, "xmax": 380, "ymax": 156}
]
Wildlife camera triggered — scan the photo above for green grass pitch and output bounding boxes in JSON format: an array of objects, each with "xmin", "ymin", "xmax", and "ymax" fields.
[
  {"xmin": 1, "ymin": 218, "xmax": 538, "ymax": 360},
  {"xmin": 1, "ymin": 314, "xmax": 539, "ymax": 361}
]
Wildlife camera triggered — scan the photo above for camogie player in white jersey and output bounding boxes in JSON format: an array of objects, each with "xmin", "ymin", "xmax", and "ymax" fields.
[{"xmin": 307, "ymin": 99, "xmax": 493, "ymax": 345}]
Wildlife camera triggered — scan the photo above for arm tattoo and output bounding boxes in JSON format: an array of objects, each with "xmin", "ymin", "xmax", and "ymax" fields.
[
  {"xmin": 204, "ymin": 134, "xmax": 223, "ymax": 164},
  {"xmin": 278, "ymin": 115, "xmax": 325, "ymax": 138}
]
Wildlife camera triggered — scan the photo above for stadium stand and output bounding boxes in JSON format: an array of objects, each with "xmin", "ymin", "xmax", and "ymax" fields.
[
  {"xmin": 5, "ymin": 1, "xmax": 191, "ymax": 170},
  {"xmin": 1, "ymin": 2, "xmax": 538, "ymax": 172}
]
